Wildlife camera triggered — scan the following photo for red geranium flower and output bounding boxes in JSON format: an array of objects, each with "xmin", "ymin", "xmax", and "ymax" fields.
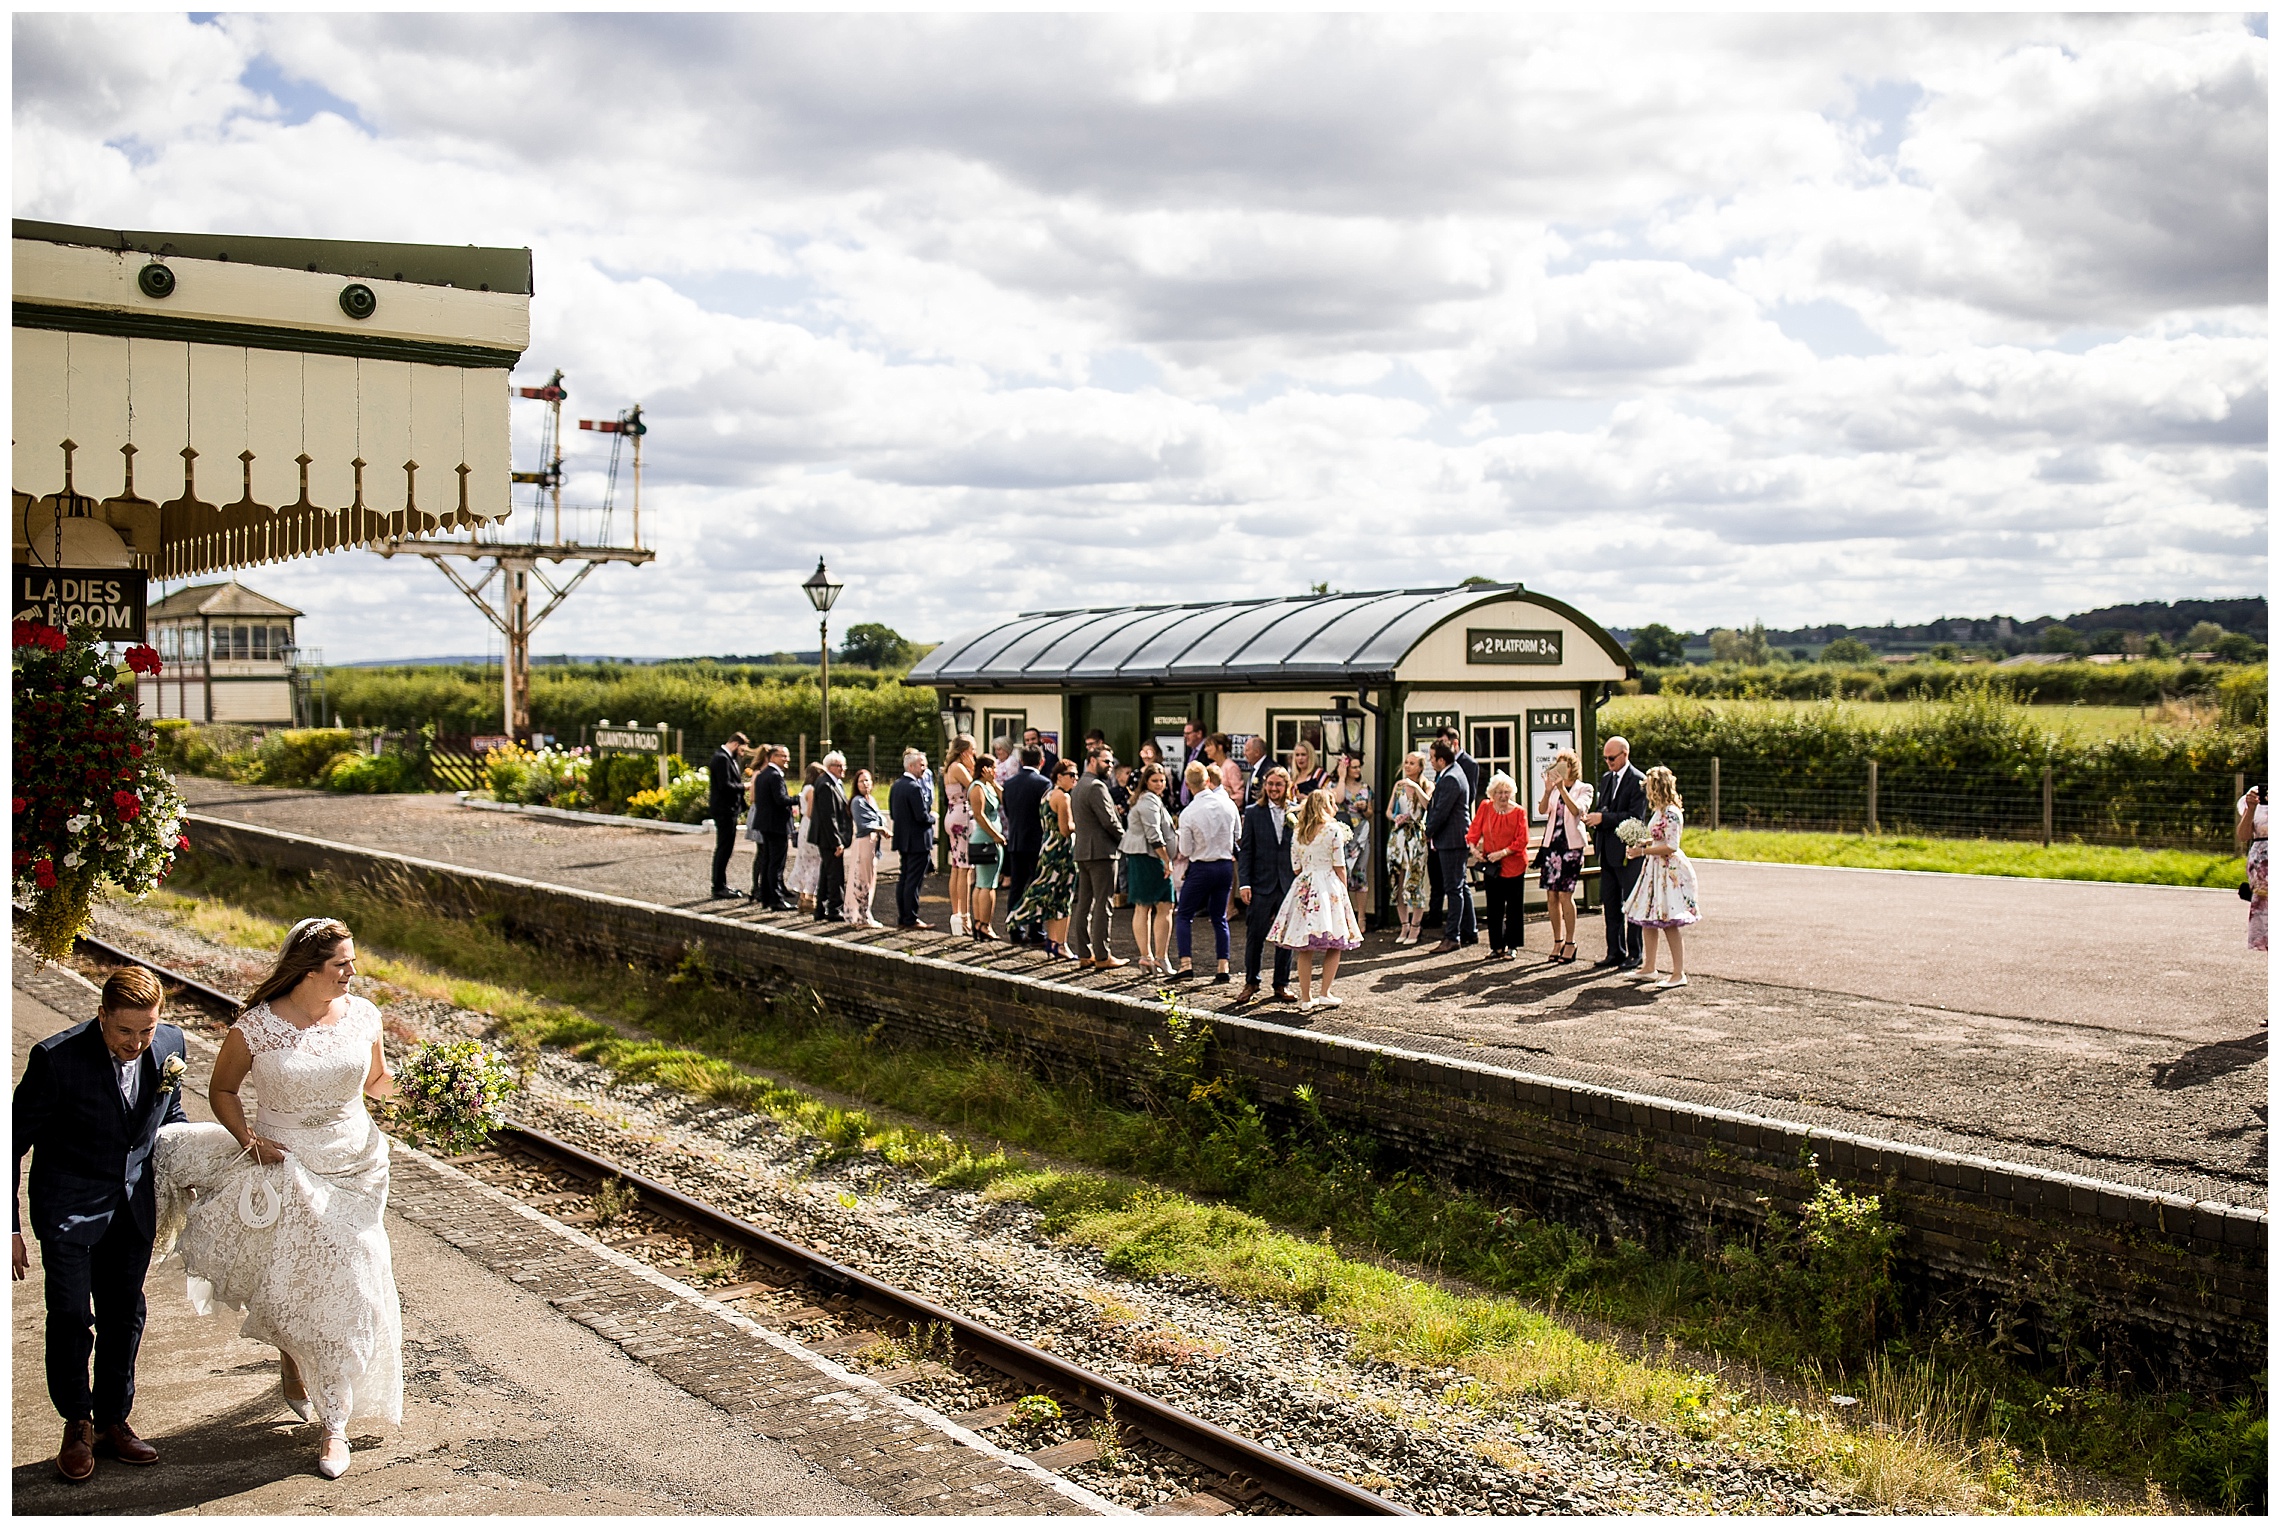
[
  {"xmin": 112, "ymin": 789, "xmax": 142, "ymax": 820},
  {"xmin": 124, "ymin": 644, "xmax": 163, "ymax": 675},
  {"xmin": 33, "ymin": 859, "xmax": 55, "ymax": 889},
  {"xmin": 128, "ymin": 744, "xmax": 143, "ymax": 758},
  {"xmin": 10, "ymin": 796, "xmax": 23, "ymax": 814}
]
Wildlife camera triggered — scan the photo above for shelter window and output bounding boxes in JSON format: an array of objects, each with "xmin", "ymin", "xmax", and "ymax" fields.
[
  {"xmin": 1267, "ymin": 711, "xmax": 1325, "ymax": 765},
  {"xmin": 158, "ymin": 627, "xmax": 178, "ymax": 660},
  {"xmin": 1468, "ymin": 717, "xmax": 1518, "ymax": 792},
  {"xmin": 252, "ymin": 625, "xmax": 269, "ymax": 660},
  {"xmin": 984, "ymin": 710, "xmax": 1026, "ymax": 753}
]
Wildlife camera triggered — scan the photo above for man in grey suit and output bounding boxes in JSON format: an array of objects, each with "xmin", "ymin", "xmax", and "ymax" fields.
[
  {"xmin": 1069, "ymin": 746, "xmax": 1126, "ymax": 968},
  {"xmin": 1426, "ymin": 738, "xmax": 1477, "ymax": 954}
]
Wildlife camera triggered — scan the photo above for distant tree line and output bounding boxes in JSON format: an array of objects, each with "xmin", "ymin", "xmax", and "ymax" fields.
[{"xmin": 1619, "ymin": 598, "xmax": 2268, "ymax": 669}]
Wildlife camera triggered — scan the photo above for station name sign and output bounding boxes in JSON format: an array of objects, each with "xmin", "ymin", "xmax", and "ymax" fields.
[
  {"xmin": 593, "ymin": 725, "xmax": 666, "ymax": 753},
  {"xmin": 1466, "ymin": 627, "xmax": 1561, "ymax": 665},
  {"xmin": 13, "ymin": 566, "xmax": 148, "ymax": 642}
]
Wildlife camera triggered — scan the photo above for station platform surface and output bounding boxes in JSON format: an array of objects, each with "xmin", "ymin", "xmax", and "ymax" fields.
[
  {"xmin": 10, "ymin": 962, "xmax": 1067, "ymax": 1515},
  {"xmin": 176, "ymin": 780, "xmax": 2269, "ymax": 1207}
]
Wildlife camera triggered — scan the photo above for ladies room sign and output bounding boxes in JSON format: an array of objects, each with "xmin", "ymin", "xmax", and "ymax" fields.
[{"xmin": 13, "ymin": 567, "xmax": 147, "ymax": 641}]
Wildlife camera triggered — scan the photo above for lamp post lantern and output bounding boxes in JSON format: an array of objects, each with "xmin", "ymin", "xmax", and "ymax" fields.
[{"xmin": 803, "ymin": 558, "xmax": 845, "ymax": 748}]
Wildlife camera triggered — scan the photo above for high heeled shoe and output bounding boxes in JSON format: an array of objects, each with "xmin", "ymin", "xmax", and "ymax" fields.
[{"xmin": 316, "ymin": 1432, "xmax": 350, "ymax": 1479}]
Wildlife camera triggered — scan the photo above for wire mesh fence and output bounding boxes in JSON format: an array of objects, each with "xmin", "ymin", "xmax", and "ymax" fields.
[{"xmin": 1652, "ymin": 754, "xmax": 2249, "ymax": 852}]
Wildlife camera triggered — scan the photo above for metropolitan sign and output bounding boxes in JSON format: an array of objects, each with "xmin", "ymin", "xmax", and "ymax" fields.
[{"xmin": 13, "ymin": 566, "xmax": 148, "ymax": 642}]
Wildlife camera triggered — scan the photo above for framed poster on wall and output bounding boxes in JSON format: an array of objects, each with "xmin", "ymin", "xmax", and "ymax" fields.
[{"xmin": 1526, "ymin": 707, "xmax": 1577, "ymax": 822}]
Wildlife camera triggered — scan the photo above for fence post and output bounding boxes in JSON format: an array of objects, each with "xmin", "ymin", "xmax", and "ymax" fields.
[
  {"xmin": 2043, "ymin": 765, "xmax": 2054, "ymax": 846},
  {"xmin": 675, "ymin": 727, "xmax": 684, "ymax": 760},
  {"xmin": 1866, "ymin": 759, "xmax": 1878, "ymax": 835},
  {"xmin": 1710, "ymin": 756, "xmax": 1721, "ymax": 832},
  {"xmin": 799, "ymin": 733, "xmax": 808, "ymax": 774},
  {"xmin": 868, "ymin": 734, "xmax": 877, "ymax": 778},
  {"xmin": 2236, "ymin": 772, "xmax": 2246, "ymax": 811}
]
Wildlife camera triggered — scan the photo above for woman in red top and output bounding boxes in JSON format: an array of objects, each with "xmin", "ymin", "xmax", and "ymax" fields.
[{"xmin": 1466, "ymin": 771, "xmax": 1531, "ymax": 959}]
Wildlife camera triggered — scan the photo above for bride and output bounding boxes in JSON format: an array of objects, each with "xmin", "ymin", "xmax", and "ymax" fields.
[{"xmin": 156, "ymin": 917, "xmax": 402, "ymax": 1479}]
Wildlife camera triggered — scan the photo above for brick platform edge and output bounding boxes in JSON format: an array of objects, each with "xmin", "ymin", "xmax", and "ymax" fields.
[{"xmin": 186, "ymin": 813, "xmax": 2269, "ymax": 1387}]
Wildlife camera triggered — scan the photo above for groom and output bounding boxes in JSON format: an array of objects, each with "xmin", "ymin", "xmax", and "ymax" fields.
[{"xmin": 12, "ymin": 966, "xmax": 189, "ymax": 1481}]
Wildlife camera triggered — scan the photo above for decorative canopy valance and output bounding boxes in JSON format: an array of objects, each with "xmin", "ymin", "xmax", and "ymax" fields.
[{"xmin": 11, "ymin": 220, "xmax": 532, "ymax": 580}]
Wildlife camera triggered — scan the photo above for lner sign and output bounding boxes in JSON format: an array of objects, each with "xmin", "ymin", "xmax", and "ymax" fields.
[
  {"xmin": 1465, "ymin": 627, "xmax": 1561, "ymax": 665},
  {"xmin": 13, "ymin": 567, "xmax": 147, "ymax": 641}
]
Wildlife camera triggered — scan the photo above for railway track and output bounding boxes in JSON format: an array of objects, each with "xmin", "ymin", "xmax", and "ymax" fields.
[{"xmin": 69, "ymin": 928, "xmax": 1412, "ymax": 1518}]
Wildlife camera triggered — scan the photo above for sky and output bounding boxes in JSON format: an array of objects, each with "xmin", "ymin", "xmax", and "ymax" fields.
[{"xmin": 13, "ymin": 12, "xmax": 2269, "ymax": 662}]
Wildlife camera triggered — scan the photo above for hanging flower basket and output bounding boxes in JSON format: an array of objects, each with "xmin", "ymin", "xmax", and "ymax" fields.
[{"xmin": 11, "ymin": 621, "xmax": 187, "ymax": 963}]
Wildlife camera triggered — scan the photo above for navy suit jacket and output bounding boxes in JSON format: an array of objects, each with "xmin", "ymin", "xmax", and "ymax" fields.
[
  {"xmin": 889, "ymin": 772, "xmax": 935, "ymax": 856},
  {"xmin": 14, "ymin": 1020, "xmax": 190, "ymax": 1246},
  {"xmin": 1001, "ymin": 766, "xmax": 1051, "ymax": 854},
  {"xmin": 708, "ymin": 744, "xmax": 745, "ymax": 817},
  {"xmin": 1237, "ymin": 802, "xmax": 1297, "ymax": 904},
  {"xmin": 1426, "ymin": 766, "xmax": 1474, "ymax": 851},
  {"xmin": 751, "ymin": 763, "xmax": 792, "ymax": 836}
]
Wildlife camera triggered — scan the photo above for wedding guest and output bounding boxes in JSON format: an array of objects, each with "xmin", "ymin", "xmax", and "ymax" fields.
[
  {"xmin": 1000, "ymin": 745, "xmax": 1051, "ymax": 944},
  {"xmin": 1267, "ymin": 789, "xmax": 1364, "ymax": 1010},
  {"xmin": 1426, "ymin": 739, "xmax": 1476, "ymax": 953},
  {"xmin": 1241, "ymin": 735, "xmax": 1271, "ymax": 806},
  {"xmin": 1466, "ymin": 771, "xmax": 1531, "ymax": 959},
  {"xmin": 1384, "ymin": 757, "xmax": 1432, "ymax": 945},
  {"xmin": 1070, "ymin": 749, "xmax": 1126, "ymax": 970},
  {"xmin": 1122, "ymin": 763, "xmax": 1176, "ymax": 972},
  {"xmin": 746, "ymin": 744, "xmax": 795, "ymax": 909},
  {"xmin": 1623, "ymin": 765, "xmax": 1700, "ymax": 988},
  {"xmin": 1330, "ymin": 753, "xmax": 1373, "ymax": 914},
  {"xmin": 1022, "ymin": 726, "xmax": 1061, "ymax": 781},
  {"xmin": 1287, "ymin": 738, "xmax": 1326, "ymax": 799},
  {"xmin": 1536, "ymin": 748, "xmax": 1592, "ymax": 965},
  {"xmin": 787, "ymin": 762, "xmax": 825, "ymax": 911},
  {"xmin": 1171, "ymin": 760, "xmax": 1238, "ymax": 983},
  {"xmin": 1235, "ymin": 765, "xmax": 1297, "ymax": 1005},
  {"xmin": 1437, "ymin": 725, "xmax": 1483, "ymax": 802},
  {"xmin": 889, "ymin": 749, "xmax": 935, "ymax": 929},
  {"xmin": 843, "ymin": 766, "xmax": 888, "ymax": 928},
  {"xmin": 943, "ymin": 734, "xmax": 977, "ymax": 935},
  {"xmin": 1206, "ymin": 732, "xmax": 1244, "ymax": 798},
  {"xmin": 2239, "ymin": 781, "xmax": 2268, "ymax": 952},
  {"xmin": 707, "ymin": 731, "xmax": 751, "ymax": 899},
  {"xmin": 810, "ymin": 752, "xmax": 854, "ymax": 922},
  {"xmin": 1586, "ymin": 736, "xmax": 1649, "ymax": 970},
  {"xmin": 1181, "ymin": 721, "xmax": 1207, "ymax": 788},
  {"xmin": 966, "ymin": 756, "xmax": 1005, "ymax": 942},
  {"xmin": 1012, "ymin": 758, "xmax": 1080, "ymax": 958}
]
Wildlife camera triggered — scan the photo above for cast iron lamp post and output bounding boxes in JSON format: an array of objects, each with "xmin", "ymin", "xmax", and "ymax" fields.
[{"xmin": 803, "ymin": 558, "xmax": 845, "ymax": 748}]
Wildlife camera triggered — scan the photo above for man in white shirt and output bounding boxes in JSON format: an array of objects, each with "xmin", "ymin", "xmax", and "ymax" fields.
[{"xmin": 1170, "ymin": 773, "xmax": 1240, "ymax": 983}]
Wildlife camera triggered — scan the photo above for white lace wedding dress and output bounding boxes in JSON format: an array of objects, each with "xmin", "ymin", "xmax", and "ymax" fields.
[{"xmin": 155, "ymin": 997, "xmax": 403, "ymax": 1430}]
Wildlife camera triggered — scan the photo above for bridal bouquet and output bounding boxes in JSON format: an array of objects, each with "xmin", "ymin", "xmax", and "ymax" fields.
[
  {"xmin": 1615, "ymin": 817, "xmax": 1653, "ymax": 850},
  {"xmin": 391, "ymin": 1039, "xmax": 519, "ymax": 1156}
]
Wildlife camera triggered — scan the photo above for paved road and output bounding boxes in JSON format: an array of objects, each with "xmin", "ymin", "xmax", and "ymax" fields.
[
  {"xmin": 173, "ymin": 781, "xmax": 2269, "ymax": 1205},
  {"xmin": 10, "ymin": 966, "xmax": 875, "ymax": 1513}
]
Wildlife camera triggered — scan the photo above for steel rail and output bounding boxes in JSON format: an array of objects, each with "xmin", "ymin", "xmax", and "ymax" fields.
[{"xmin": 68, "ymin": 929, "xmax": 1412, "ymax": 1517}]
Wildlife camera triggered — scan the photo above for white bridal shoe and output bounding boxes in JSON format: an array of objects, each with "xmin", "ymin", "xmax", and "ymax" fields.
[{"xmin": 317, "ymin": 1432, "xmax": 350, "ymax": 1479}]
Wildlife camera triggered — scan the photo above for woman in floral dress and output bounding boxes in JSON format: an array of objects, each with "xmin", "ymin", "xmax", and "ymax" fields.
[
  {"xmin": 1621, "ymin": 765, "xmax": 1700, "ymax": 990},
  {"xmin": 943, "ymin": 735, "xmax": 977, "ymax": 935},
  {"xmin": 2239, "ymin": 783, "xmax": 2268, "ymax": 951},
  {"xmin": 1330, "ymin": 753, "xmax": 1374, "ymax": 915},
  {"xmin": 1012, "ymin": 758, "xmax": 1080, "ymax": 958},
  {"xmin": 1384, "ymin": 757, "xmax": 1432, "ymax": 945},
  {"xmin": 1268, "ymin": 789, "xmax": 1364, "ymax": 1010},
  {"xmin": 786, "ymin": 763, "xmax": 824, "ymax": 905}
]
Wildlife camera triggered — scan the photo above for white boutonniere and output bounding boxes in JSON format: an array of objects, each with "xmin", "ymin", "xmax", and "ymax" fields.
[{"xmin": 156, "ymin": 1053, "xmax": 187, "ymax": 1097}]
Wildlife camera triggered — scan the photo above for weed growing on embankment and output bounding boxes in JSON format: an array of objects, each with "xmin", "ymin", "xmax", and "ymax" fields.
[{"xmin": 149, "ymin": 860, "xmax": 2266, "ymax": 1512}]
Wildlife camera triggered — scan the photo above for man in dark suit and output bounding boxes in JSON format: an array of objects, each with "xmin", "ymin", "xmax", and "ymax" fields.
[
  {"xmin": 1233, "ymin": 765, "xmax": 1297, "ymax": 1005},
  {"xmin": 809, "ymin": 751, "xmax": 854, "ymax": 922},
  {"xmin": 1426, "ymin": 739, "xmax": 1477, "ymax": 954},
  {"xmin": 707, "ymin": 732, "xmax": 750, "ymax": 899},
  {"xmin": 999, "ymin": 745, "xmax": 1051, "ymax": 943},
  {"xmin": 1425, "ymin": 727, "xmax": 1481, "ymax": 930},
  {"xmin": 1021, "ymin": 728, "xmax": 1060, "ymax": 784},
  {"xmin": 1438, "ymin": 725, "xmax": 1484, "ymax": 803},
  {"xmin": 747, "ymin": 745, "xmax": 795, "ymax": 909},
  {"xmin": 1585, "ymin": 734, "xmax": 1650, "ymax": 969},
  {"xmin": 889, "ymin": 748, "xmax": 936, "ymax": 929},
  {"xmin": 13, "ymin": 967, "xmax": 187, "ymax": 1481}
]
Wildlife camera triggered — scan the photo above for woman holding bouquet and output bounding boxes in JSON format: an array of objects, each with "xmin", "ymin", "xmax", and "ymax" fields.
[
  {"xmin": 1621, "ymin": 766, "xmax": 1700, "ymax": 988},
  {"xmin": 154, "ymin": 918, "xmax": 401, "ymax": 1479}
]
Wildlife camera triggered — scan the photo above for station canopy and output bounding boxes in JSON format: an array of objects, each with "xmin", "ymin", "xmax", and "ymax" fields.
[
  {"xmin": 914, "ymin": 583, "xmax": 1557, "ymax": 689},
  {"xmin": 12, "ymin": 219, "xmax": 531, "ymax": 581}
]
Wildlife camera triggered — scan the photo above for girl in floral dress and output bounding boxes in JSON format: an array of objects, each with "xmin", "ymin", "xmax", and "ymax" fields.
[
  {"xmin": 1268, "ymin": 790, "xmax": 1365, "ymax": 1010},
  {"xmin": 1622, "ymin": 766, "xmax": 1700, "ymax": 989}
]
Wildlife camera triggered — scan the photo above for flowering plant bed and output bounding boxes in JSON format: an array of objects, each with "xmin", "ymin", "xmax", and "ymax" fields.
[
  {"xmin": 11, "ymin": 621, "xmax": 187, "ymax": 961},
  {"xmin": 389, "ymin": 1038, "xmax": 519, "ymax": 1156}
]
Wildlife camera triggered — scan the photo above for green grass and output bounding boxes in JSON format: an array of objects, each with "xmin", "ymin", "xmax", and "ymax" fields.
[
  {"xmin": 143, "ymin": 860, "xmax": 2264, "ymax": 1513},
  {"xmin": 1684, "ymin": 828, "xmax": 2245, "ymax": 887},
  {"xmin": 1602, "ymin": 695, "xmax": 2232, "ymax": 742}
]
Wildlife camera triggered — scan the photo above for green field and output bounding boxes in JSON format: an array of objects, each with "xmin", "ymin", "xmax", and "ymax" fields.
[
  {"xmin": 1685, "ymin": 828, "xmax": 2245, "ymax": 887},
  {"xmin": 1602, "ymin": 695, "xmax": 2230, "ymax": 743}
]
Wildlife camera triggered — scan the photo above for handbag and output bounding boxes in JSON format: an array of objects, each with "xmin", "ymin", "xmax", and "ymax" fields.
[{"xmin": 968, "ymin": 838, "xmax": 1001, "ymax": 868}]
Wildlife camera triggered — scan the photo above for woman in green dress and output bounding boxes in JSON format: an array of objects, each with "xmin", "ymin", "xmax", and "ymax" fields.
[{"xmin": 1012, "ymin": 758, "xmax": 1080, "ymax": 958}]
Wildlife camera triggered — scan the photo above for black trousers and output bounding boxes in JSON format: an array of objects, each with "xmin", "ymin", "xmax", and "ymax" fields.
[
  {"xmin": 1435, "ymin": 847, "xmax": 1477, "ymax": 943},
  {"xmin": 751, "ymin": 834, "xmax": 788, "ymax": 902},
  {"xmin": 1601, "ymin": 853, "xmax": 1643, "ymax": 962},
  {"xmin": 711, "ymin": 814, "xmax": 740, "ymax": 892},
  {"xmin": 1002, "ymin": 846, "xmax": 1041, "ymax": 934},
  {"xmin": 815, "ymin": 848, "xmax": 846, "ymax": 921},
  {"xmin": 1243, "ymin": 890, "xmax": 1294, "ymax": 989},
  {"xmin": 1425, "ymin": 848, "xmax": 1445, "ymax": 926},
  {"xmin": 43, "ymin": 1208, "xmax": 151, "ymax": 1427},
  {"xmin": 897, "ymin": 847, "xmax": 928, "ymax": 926},
  {"xmin": 1483, "ymin": 874, "xmax": 1526, "ymax": 951}
]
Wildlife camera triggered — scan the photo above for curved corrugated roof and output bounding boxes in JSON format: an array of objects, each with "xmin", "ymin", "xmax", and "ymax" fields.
[{"xmin": 912, "ymin": 583, "xmax": 1615, "ymax": 688}]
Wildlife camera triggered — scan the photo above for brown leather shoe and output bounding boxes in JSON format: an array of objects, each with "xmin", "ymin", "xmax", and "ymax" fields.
[
  {"xmin": 96, "ymin": 1421, "xmax": 159, "ymax": 1465},
  {"xmin": 1429, "ymin": 939, "xmax": 1460, "ymax": 955},
  {"xmin": 1232, "ymin": 982, "xmax": 1260, "ymax": 1005},
  {"xmin": 1269, "ymin": 989, "xmax": 1298, "ymax": 1003},
  {"xmin": 57, "ymin": 1419, "xmax": 95, "ymax": 1482}
]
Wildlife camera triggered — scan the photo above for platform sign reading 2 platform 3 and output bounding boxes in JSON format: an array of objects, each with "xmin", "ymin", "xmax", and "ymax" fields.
[
  {"xmin": 13, "ymin": 567, "xmax": 147, "ymax": 642},
  {"xmin": 1466, "ymin": 628, "xmax": 1561, "ymax": 665}
]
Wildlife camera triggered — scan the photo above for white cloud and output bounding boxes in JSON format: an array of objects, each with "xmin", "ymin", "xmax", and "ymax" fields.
[{"xmin": 9, "ymin": 12, "xmax": 2265, "ymax": 660}]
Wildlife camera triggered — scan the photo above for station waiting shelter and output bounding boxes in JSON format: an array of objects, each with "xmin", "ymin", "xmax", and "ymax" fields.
[{"xmin": 911, "ymin": 583, "xmax": 1637, "ymax": 921}]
